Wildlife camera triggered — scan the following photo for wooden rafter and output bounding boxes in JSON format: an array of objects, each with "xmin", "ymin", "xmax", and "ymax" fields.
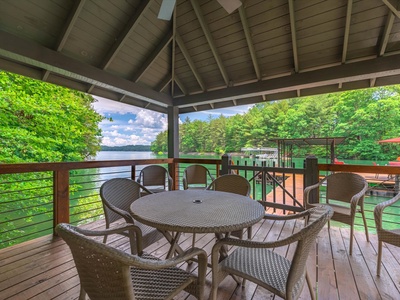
[
  {"xmin": 190, "ymin": 0, "xmax": 230, "ymax": 86},
  {"xmin": 174, "ymin": 76, "xmax": 187, "ymax": 95},
  {"xmin": 87, "ymin": 0, "xmax": 151, "ymax": 93},
  {"xmin": 132, "ymin": 30, "xmax": 173, "ymax": 83},
  {"xmin": 175, "ymin": 54, "xmax": 400, "ymax": 107},
  {"xmin": 342, "ymin": 0, "xmax": 353, "ymax": 63},
  {"xmin": 238, "ymin": 6, "xmax": 261, "ymax": 80},
  {"xmin": 382, "ymin": 0, "xmax": 400, "ymax": 19},
  {"xmin": 175, "ymin": 33, "xmax": 206, "ymax": 91},
  {"xmin": 379, "ymin": 12, "xmax": 395, "ymax": 56},
  {"xmin": 157, "ymin": 75, "xmax": 172, "ymax": 92},
  {"xmin": 288, "ymin": 0, "xmax": 299, "ymax": 73},
  {"xmin": 43, "ymin": 0, "xmax": 86, "ymax": 81}
]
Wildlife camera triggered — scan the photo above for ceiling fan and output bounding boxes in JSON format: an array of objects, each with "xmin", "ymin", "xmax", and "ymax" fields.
[{"xmin": 158, "ymin": 0, "xmax": 242, "ymax": 20}]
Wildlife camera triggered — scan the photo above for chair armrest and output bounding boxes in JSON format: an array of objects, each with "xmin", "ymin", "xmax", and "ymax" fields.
[
  {"xmin": 73, "ymin": 224, "xmax": 144, "ymax": 254},
  {"xmin": 133, "ymin": 247, "xmax": 207, "ymax": 270},
  {"xmin": 183, "ymin": 172, "xmax": 188, "ymax": 190},
  {"xmin": 104, "ymin": 201, "xmax": 135, "ymax": 223},
  {"xmin": 374, "ymin": 193, "xmax": 400, "ymax": 230},
  {"xmin": 303, "ymin": 180, "xmax": 325, "ymax": 205},
  {"xmin": 349, "ymin": 182, "xmax": 369, "ymax": 211},
  {"xmin": 167, "ymin": 172, "xmax": 173, "ymax": 191}
]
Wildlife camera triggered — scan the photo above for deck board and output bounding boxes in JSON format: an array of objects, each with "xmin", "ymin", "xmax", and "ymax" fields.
[{"xmin": 1, "ymin": 218, "xmax": 399, "ymax": 300}]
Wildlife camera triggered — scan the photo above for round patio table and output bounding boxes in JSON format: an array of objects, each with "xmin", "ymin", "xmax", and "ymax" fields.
[{"xmin": 130, "ymin": 189, "xmax": 264, "ymax": 258}]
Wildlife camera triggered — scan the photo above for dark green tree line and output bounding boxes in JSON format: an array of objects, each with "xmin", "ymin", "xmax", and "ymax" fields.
[{"xmin": 151, "ymin": 86, "xmax": 400, "ymax": 160}]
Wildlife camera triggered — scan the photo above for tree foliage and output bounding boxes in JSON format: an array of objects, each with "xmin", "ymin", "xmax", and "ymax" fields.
[
  {"xmin": 152, "ymin": 86, "xmax": 400, "ymax": 160},
  {"xmin": 0, "ymin": 71, "xmax": 104, "ymax": 163}
]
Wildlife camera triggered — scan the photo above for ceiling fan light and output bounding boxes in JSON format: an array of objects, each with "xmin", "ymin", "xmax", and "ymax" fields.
[
  {"xmin": 217, "ymin": 0, "xmax": 242, "ymax": 14},
  {"xmin": 158, "ymin": 0, "xmax": 176, "ymax": 20}
]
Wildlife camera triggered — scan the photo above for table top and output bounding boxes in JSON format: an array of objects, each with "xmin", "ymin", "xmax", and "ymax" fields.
[{"xmin": 130, "ymin": 190, "xmax": 264, "ymax": 234}]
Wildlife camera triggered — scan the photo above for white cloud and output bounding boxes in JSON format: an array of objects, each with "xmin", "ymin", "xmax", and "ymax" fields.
[{"xmin": 92, "ymin": 95, "xmax": 251, "ymax": 146}]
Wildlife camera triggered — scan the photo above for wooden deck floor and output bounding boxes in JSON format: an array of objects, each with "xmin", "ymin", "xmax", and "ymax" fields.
[{"xmin": 1, "ymin": 218, "xmax": 399, "ymax": 300}]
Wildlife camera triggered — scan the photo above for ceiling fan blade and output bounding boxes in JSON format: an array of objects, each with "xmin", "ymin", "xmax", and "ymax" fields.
[
  {"xmin": 158, "ymin": 0, "xmax": 176, "ymax": 21},
  {"xmin": 217, "ymin": 0, "xmax": 242, "ymax": 14}
]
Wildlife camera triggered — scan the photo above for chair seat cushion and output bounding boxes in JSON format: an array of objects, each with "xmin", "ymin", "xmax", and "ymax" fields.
[
  {"xmin": 131, "ymin": 253, "xmax": 197, "ymax": 300},
  {"xmin": 220, "ymin": 247, "xmax": 304, "ymax": 298}
]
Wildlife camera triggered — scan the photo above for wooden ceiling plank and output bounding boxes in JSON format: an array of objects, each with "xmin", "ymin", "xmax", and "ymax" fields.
[
  {"xmin": 381, "ymin": 0, "xmax": 400, "ymax": 19},
  {"xmin": 157, "ymin": 75, "xmax": 172, "ymax": 92},
  {"xmin": 190, "ymin": 0, "xmax": 230, "ymax": 86},
  {"xmin": 342, "ymin": 0, "xmax": 353, "ymax": 63},
  {"xmin": 43, "ymin": 0, "xmax": 87, "ymax": 81},
  {"xmin": 174, "ymin": 53, "xmax": 400, "ymax": 107},
  {"xmin": 132, "ymin": 30, "xmax": 173, "ymax": 83},
  {"xmin": 174, "ymin": 75, "xmax": 188, "ymax": 95},
  {"xmin": 0, "ymin": 30, "xmax": 172, "ymax": 107},
  {"xmin": 175, "ymin": 32, "xmax": 206, "ymax": 91},
  {"xmin": 379, "ymin": 12, "xmax": 395, "ymax": 56},
  {"xmin": 288, "ymin": 0, "xmax": 299, "ymax": 73},
  {"xmin": 238, "ymin": 6, "xmax": 261, "ymax": 80},
  {"xmin": 99, "ymin": 0, "xmax": 152, "ymax": 70}
]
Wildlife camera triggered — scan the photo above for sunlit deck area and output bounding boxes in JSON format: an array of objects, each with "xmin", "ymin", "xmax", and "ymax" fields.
[{"xmin": 1, "ymin": 217, "xmax": 399, "ymax": 300}]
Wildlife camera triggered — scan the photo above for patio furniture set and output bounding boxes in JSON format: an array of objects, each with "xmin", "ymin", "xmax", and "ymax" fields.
[{"xmin": 57, "ymin": 165, "xmax": 400, "ymax": 300}]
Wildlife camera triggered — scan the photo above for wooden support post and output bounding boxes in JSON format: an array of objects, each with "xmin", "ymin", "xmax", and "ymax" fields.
[
  {"xmin": 221, "ymin": 154, "xmax": 231, "ymax": 175},
  {"xmin": 304, "ymin": 155, "xmax": 319, "ymax": 204},
  {"xmin": 53, "ymin": 170, "xmax": 70, "ymax": 233},
  {"xmin": 131, "ymin": 165, "xmax": 136, "ymax": 180}
]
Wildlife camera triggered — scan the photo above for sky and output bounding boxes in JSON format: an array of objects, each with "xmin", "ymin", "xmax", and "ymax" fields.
[{"xmin": 92, "ymin": 96, "xmax": 253, "ymax": 146}]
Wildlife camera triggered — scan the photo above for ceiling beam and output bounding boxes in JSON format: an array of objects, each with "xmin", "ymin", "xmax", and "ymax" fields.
[
  {"xmin": 341, "ymin": 0, "xmax": 353, "ymax": 63},
  {"xmin": 190, "ymin": 0, "xmax": 230, "ymax": 86},
  {"xmin": 174, "ymin": 76, "xmax": 188, "ymax": 95},
  {"xmin": 174, "ymin": 54, "xmax": 400, "ymax": 107},
  {"xmin": 381, "ymin": 0, "xmax": 400, "ymax": 18},
  {"xmin": 288, "ymin": 0, "xmax": 299, "ymax": 73},
  {"xmin": 131, "ymin": 30, "xmax": 173, "ymax": 83},
  {"xmin": 43, "ymin": 0, "xmax": 87, "ymax": 81},
  {"xmin": 100, "ymin": 0, "xmax": 151, "ymax": 70},
  {"xmin": 0, "ymin": 30, "xmax": 172, "ymax": 107},
  {"xmin": 87, "ymin": 0, "xmax": 152, "ymax": 93},
  {"xmin": 175, "ymin": 32, "xmax": 206, "ymax": 91},
  {"xmin": 238, "ymin": 6, "xmax": 261, "ymax": 80},
  {"xmin": 157, "ymin": 75, "xmax": 172, "ymax": 92},
  {"xmin": 379, "ymin": 12, "xmax": 395, "ymax": 56}
]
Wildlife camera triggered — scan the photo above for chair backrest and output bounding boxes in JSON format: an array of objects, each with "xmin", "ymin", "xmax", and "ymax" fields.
[
  {"xmin": 137, "ymin": 165, "xmax": 170, "ymax": 189},
  {"xmin": 325, "ymin": 172, "xmax": 368, "ymax": 204},
  {"xmin": 183, "ymin": 164, "xmax": 213, "ymax": 189},
  {"xmin": 100, "ymin": 178, "xmax": 141, "ymax": 225},
  {"xmin": 56, "ymin": 223, "xmax": 136, "ymax": 299},
  {"xmin": 287, "ymin": 206, "xmax": 333, "ymax": 298},
  {"xmin": 207, "ymin": 174, "xmax": 250, "ymax": 196}
]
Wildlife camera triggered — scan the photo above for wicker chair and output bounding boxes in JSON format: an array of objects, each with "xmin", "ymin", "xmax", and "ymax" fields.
[
  {"xmin": 56, "ymin": 223, "xmax": 207, "ymax": 300},
  {"xmin": 206, "ymin": 174, "xmax": 252, "ymax": 239},
  {"xmin": 100, "ymin": 178, "xmax": 164, "ymax": 254},
  {"xmin": 183, "ymin": 164, "xmax": 214, "ymax": 190},
  {"xmin": 374, "ymin": 192, "xmax": 400, "ymax": 276},
  {"xmin": 304, "ymin": 172, "xmax": 369, "ymax": 255},
  {"xmin": 211, "ymin": 206, "xmax": 333, "ymax": 300},
  {"xmin": 136, "ymin": 165, "xmax": 173, "ymax": 196}
]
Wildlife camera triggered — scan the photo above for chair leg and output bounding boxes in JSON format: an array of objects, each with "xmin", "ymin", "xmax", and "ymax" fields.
[
  {"xmin": 377, "ymin": 241, "xmax": 382, "ymax": 276},
  {"xmin": 349, "ymin": 224, "xmax": 354, "ymax": 255},
  {"xmin": 192, "ymin": 233, "xmax": 196, "ymax": 248},
  {"xmin": 247, "ymin": 226, "xmax": 252, "ymax": 239},
  {"xmin": 79, "ymin": 287, "xmax": 86, "ymax": 300},
  {"xmin": 360, "ymin": 209, "xmax": 369, "ymax": 242},
  {"xmin": 306, "ymin": 272, "xmax": 316, "ymax": 300},
  {"xmin": 103, "ymin": 235, "xmax": 108, "ymax": 244}
]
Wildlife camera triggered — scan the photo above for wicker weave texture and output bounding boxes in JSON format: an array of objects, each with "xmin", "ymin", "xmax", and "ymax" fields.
[
  {"xmin": 304, "ymin": 172, "xmax": 369, "ymax": 255},
  {"xmin": 211, "ymin": 206, "xmax": 333, "ymax": 300},
  {"xmin": 136, "ymin": 165, "xmax": 173, "ymax": 193},
  {"xmin": 374, "ymin": 192, "xmax": 400, "ymax": 276},
  {"xmin": 56, "ymin": 223, "xmax": 207, "ymax": 300},
  {"xmin": 206, "ymin": 174, "xmax": 251, "ymax": 196},
  {"xmin": 183, "ymin": 165, "xmax": 214, "ymax": 190},
  {"xmin": 100, "ymin": 178, "xmax": 164, "ymax": 254}
]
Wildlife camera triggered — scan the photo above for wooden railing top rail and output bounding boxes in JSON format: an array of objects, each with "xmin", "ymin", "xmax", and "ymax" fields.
[{"xmin": 319, "ymin": 164, "xmax": 400, "ymax": 174}]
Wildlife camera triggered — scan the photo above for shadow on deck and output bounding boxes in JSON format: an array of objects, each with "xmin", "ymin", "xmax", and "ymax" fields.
[{"xmin": 1, "ymin": 217, "xmax": 399, "ymax": 299}]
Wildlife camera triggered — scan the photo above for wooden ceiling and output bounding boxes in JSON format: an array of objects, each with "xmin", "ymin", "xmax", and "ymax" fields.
[{"xmin": 2, "ymin": 0, "xmax": 400, "ymax": 114}]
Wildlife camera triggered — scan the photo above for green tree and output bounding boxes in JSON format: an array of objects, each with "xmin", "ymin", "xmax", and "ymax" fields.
[{"xmin": 0, "ymin": 71, "xmax": 104, "ymax": 163}]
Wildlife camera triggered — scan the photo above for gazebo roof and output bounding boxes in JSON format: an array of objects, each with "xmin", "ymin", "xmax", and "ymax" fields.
[{"xmin": 1, "ymin": 1, "xmax": 400, "ymax": 114}]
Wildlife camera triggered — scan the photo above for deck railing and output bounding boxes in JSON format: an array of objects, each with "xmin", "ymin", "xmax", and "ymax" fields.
[{"xmin": 1, "ymin": 156, "xmax": 400, "ymax": 249}]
